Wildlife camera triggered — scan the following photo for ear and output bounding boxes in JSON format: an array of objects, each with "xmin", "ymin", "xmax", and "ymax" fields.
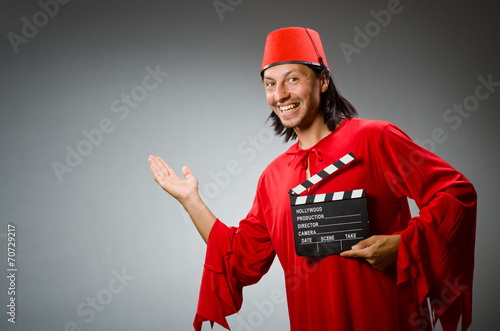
[{"xmin": 320, "ymin": 70, "xmax": 330, "ymax": 93}]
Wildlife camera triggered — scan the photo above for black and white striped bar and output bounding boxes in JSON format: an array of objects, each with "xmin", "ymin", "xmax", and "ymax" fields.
[
  {"xmin": 288, "ymin": 152, "xmax": 355, "ymax": 196},
  {"xmin": 290, "ymin": 189, "xmax": 365, "ymax": 206}
]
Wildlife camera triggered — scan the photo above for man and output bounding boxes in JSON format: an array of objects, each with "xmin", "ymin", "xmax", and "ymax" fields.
[{"xmin": 148, "ymin": 27, "xmax": 477, "ymax": 331}]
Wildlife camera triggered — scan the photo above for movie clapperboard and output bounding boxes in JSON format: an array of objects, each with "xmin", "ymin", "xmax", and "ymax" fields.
[{"xmin": 289, "ymin": 152, "xmax": 370, "ymax": 257}]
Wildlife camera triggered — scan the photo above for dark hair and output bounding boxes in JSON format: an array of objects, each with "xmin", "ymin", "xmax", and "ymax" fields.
[{"xmin": 266, "ymin": 64, "xmax": 358, "ymax": 142}]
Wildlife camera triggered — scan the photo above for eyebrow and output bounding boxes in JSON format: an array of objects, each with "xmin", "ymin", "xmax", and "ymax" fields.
[{"xmin": 263, "ymin": 69, "xmax": 301, "ymax": 81}]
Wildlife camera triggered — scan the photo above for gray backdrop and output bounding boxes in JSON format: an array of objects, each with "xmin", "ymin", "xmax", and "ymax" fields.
[{"xmin": 1, "ymin": 0, "xmax": 499, "ymax": 330}]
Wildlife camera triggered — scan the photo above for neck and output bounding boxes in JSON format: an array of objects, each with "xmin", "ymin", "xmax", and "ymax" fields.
[{"xmin": 295, "ymin": 119, "xmax": 332, "ymax": 150}]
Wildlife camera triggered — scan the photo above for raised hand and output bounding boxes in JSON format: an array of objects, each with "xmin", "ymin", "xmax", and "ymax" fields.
[
  {"xmin": 148, "ymin": 155, "xmax": 199, "ymax": 204},
  {"xmin": 148, "ymin": 155, "xmax": 216, "ymax": 242}
]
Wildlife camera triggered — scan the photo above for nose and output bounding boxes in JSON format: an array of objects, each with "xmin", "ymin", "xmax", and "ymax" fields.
[{"xmin": 275, "ymin": 82, "xmax": 290, "ymax": 102}]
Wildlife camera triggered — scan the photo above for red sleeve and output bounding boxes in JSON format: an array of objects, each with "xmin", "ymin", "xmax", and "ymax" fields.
[
  {"xmin": 194, "ymin": 183, "xmax": 276, "ymax": 330},
  {"xmin": 379, "ymin": 124, "xmax": 477, "ymax": 330}
]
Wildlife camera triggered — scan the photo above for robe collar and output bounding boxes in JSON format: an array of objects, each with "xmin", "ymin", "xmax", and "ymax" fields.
[{"xmin": 286, "ymin": 118, "xmax": 349, "ymax": 169}]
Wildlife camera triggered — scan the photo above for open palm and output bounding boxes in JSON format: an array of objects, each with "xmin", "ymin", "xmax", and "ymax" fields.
[{"xmin": 148, "ymin": 155, "xmax": 198, "ymax": 203}]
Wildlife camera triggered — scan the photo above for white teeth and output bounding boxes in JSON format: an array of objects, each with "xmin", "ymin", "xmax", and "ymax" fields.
[{"xmin": 280, "ymin": 103, "xmax": 299, "ymax": 113}]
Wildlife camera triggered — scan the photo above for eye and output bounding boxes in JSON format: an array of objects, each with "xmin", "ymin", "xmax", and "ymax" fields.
[
  {"xmin": 288, "ymin": 77, "xmax": 299, "ymax": 83},
  {"xmin": 265, "ymin": 81, "xmax": 275, "ymax": 88}
]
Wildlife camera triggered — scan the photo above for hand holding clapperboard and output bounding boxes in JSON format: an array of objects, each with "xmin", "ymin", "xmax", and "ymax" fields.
[{"xmin": 289, "ymin": 152, "xmax": 370, "ymax": 256}]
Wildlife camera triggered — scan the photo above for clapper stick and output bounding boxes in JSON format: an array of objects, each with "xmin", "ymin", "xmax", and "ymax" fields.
[{"xmin": 288, "ymin": 152, "xmax": 356, "ymax": 196}]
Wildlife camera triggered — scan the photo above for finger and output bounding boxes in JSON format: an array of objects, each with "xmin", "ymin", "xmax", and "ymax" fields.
[
  {"xmin": 148, "ymin": 155, "xmax": 157, "ymax": 167},
  {"xmin": 149, "ymin": 156, "xmax": 167, "ymax": 179},
  {"xmin": 340, "ymin": 238, "xmax": 374, "ymax": 258},
  {"xmin": 149, "ymin": 160, "xmax": 165, "ymax": 183},
  {"xmin": 340, "ymin": 250, "xmax": 358, "ymax": 258},
  {"xmin": 340, "ymin": 248, "xmax": 370, "ymax": 259},
  {"xmin": 148, "ymin": 156, "xmax": 158, "ymax": 175},
  {"xmin": 157, "ymin": 156, "xmax": 176, "ymax": 177}
]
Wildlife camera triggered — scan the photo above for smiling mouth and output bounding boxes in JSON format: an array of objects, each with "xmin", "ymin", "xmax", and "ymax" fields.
[{"xmin": 279, "ymin": 103, "xmax": 299, "ymax": 114}]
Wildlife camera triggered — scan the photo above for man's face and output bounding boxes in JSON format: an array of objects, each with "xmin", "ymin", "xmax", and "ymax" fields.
[{"xmin": 263, "ymin": 63, "xmax": 328, "ymax": 131}]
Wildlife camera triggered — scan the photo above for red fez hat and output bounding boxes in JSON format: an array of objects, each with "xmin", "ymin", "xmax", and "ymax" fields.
[{"xmin": 261, "ymin": 27, "xmax": 328, "ymax": 75}]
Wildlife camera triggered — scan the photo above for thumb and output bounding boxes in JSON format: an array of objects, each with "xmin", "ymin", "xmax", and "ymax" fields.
[
  {"xmin": 351, "ymin": 236, "xmax": 375, "ymax": 250},
  {"xmin": 182, "ymin": 165, "xmax": 194, "ymax": 179},
  {"xmin": 340, "ymin": 237, "xmax": 373, "ymax": 258}
]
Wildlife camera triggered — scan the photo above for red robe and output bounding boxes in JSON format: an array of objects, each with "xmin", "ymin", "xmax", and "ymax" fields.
[{"xmin": 194, "ymin": 118, "xmax": 477, "ymax": 331}]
